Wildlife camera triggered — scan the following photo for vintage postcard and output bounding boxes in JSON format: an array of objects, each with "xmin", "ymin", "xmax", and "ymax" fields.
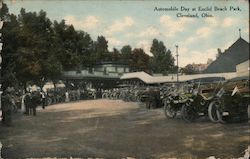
[{"xmin": 0, "ymin": 0, "xmax": 249, "ymax": 158}]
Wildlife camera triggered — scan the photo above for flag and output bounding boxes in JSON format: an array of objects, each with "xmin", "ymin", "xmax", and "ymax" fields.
[{"xmin": 231, "ymin": 86, "xmax": 239, "ymax": 96}]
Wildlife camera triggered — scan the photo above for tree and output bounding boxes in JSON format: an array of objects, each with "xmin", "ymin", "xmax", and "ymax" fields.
[
  {"xmin": 75, "ymin": 31, "xmax": 93, "ymax": 67},
  {"xmin": 109, "ymin": 48, "xmax": 120, "ymax": 62},
  {"xmin": 180, "ymin": 64, "xmax": 197, "ymax": 74},
  {"xmin": 216, "ymin": 48, "xmax": 223, "ymax": 59},
  {"xmin": 130, "ymin": 48, "xmax": 150, "ymax": 72},
  {"xmin": 15, "ymin": 9, "xmax": 55, "ymax": 87},
  {"xmin": 1, "ymin": 3, "xmax": 97, "ymax": 89},
  {"xmin": 1, "ymin": 3, "xmax": 20, "ymax": 90},
  {"xmin": 54, "ymin": 23, "xmax": 81, "ymax": 70},
  {"xmin": 41, "ymin": 54, "xmax": 62, "ymax": 88},
  {"xmin": 120, "ymin": 45, "xmax": 132, "ymax": 63},
  {"xmin": 93, "ymin": 36, "xmax": 109, "ymax": 62},
  {"xmin": 150, "ymin": 39, "xmax": 175, "ymax": 74}
]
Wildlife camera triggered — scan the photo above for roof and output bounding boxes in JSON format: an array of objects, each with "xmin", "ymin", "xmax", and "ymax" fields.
[
  {"xmin": 204, "ymin": 37, "xmax": 249, "ymax": 73},
  {"xmin": 120, "ymin": 72, "xmax": 153, "ymax": 83},
  {"xmin": 120, "ymin": 71, "xmax": 237, "ymax": 84}
]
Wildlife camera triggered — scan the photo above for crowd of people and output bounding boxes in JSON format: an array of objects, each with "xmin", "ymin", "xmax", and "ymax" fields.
[
  {"xmin": 0, "ymin": 86, "xmax": 100, "ymax": 126},
  {"xmin": 1, "ymin": 81, "xmax": 145, "ymax": 127},
  {"xmin": 1, "ymin": 88, "xmax": 42, "ymax": 126}
]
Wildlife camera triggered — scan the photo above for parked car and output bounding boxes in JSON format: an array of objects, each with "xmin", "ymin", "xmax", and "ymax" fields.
[
  {"xmin": 181, "ymin": 82, "xmax": 221, "ymax": 122},
  {"xmin": 163, "ymin": 83, "xmax": 195, "ymax": 118},
  {"xmin": 208, "ymin": 76, "xmax": 250, "ymax": 123},
  {"xmin": 141, "ymin": 86, "xmax": 162, "ymax": 109}
]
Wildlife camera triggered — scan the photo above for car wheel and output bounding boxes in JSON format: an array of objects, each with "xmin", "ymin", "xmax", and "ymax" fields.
[
  {"xmin": 181, "ymin": 103, "xmax": 197, "ymax": 122},
  {"xmin": 208, "ymin": 100, "xmax": 220, "ymax": 123},
  {"xmin": 164, "ymin": 102, "xmax": 176, "ymax": 118}
]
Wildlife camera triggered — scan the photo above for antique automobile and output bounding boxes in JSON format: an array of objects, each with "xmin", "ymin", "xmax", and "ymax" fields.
[
  {"xmin": 208, "ymin": 76, "xmax": 250, "ymax": 123},
  {"xmin": 164, "ymin": 77, "xmax": 225, "ymax": 121},
  {"xmin": 141, "ymin": 86, "xmax": 161, "ymax": 109},
  {"xmin": 181, "ymin": 82, "xmax": 222, "ymax": 122},
  {"xmin": 163, "ymin": 83, "xmax": 193, "ymax": 119}
]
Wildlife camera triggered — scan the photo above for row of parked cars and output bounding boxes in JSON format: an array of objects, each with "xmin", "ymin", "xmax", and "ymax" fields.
[
  {"xmin": 162, "ymin": 76, "xmax": 249, "ymax": 123},
  {"xmin": 103, "ymin": 76, "xmax": 249, "ymax": 123}
]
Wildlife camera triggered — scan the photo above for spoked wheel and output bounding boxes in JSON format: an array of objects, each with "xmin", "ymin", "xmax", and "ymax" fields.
[
  {"xmin": 164, "ymin": 102, "xmax": 176, "ymax": 118},
  {"xmin": 131, "ymin": 96, "xmax": 137, "ymax": 102},
  {"xmin": 200, "ymin": 98, "xmax": 206, "ymax": 106},
  {"xmin": 181, "ymin": 103, "xmax": 197, "ymax": 122},
  {"xmin": 216, "ymin": 105, "xmax": 226, "ymax": 123},
  {"xmin": 118, "ymin": 94, "xmax": 123, "ymax": 100},
  {"xmin": 102, "ymin": 93, "xmax": 107, "ymax": 99},
  {"xmin": 208, "ymin": 100, "xmax": 220, "ymax": 123},
  {"xmin": 136, "ymin": 96, "xmax": 141, "ymax": 103},
  {"xmin": 46, "ymin": 98, "xmax": 52, "ymax": 106}
]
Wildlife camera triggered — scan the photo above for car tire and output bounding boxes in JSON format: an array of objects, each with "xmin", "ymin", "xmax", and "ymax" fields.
[
  {"xmin": 208, "ymin": 100, "xmax": 220, "ymax": 123},
  {"xmin": 164, "ymin": 102, "xmax": 176, "ymax": 118}
]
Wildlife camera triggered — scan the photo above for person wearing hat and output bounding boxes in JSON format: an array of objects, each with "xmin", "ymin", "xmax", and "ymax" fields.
[
  {"xmin": 40, "ymin": 91, "xmax": 46, "ymax": 109},
  {"xmin": 24, "ymin": 92, "xmax": 32, "ymax": 115},
  {"xmin": 30, "ymin": 91, "xmax": 41, "ymax": 116},
  {"xmin": 1, "ymin": 88, "xmax": 13, "ymax": 126}
]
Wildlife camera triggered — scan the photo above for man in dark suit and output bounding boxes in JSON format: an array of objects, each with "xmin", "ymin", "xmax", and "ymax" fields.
[
  {"xmin": 30, "ymin": 91, "xmax": 41, "ymax": 116},
  {"xmin": 1, "ymin": 89, "xmax": 13, "ymax": 126},
  {"xmin": 24, "ymin": 92, "xmax": 31, "ymax": 115}
]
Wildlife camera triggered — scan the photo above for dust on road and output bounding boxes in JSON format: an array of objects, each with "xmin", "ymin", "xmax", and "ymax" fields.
[{"xmin": 0, "ymin": 99, "xmax": 249, "ymax": 158}]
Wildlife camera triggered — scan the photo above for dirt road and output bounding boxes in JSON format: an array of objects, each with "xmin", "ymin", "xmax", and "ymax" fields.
[{"xmin": 0, "ymin": 99, "xmax": 249, "ymax": 158}]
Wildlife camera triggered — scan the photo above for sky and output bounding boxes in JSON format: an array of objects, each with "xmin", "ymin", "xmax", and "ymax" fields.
[{"xmin": 5, "ymin": 0, "xmax": 249, "ymax": 67}]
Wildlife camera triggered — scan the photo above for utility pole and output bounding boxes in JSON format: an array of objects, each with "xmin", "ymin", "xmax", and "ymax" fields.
[
  {"xmin": 175, "ymin": 45, "xmax": 179, "ymax": 83},
  {"xmin": 239, "ymin": 28, "xmax": 241, "ymax": 38}
]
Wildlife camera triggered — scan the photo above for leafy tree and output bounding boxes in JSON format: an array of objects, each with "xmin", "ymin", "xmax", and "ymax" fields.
[
  {"xmin": 0, "ymin": 2, "xmax": 9, "ymax": 20},
  {"xmin": 150, "ymin": 39, "xmax": 175, "ymax": 74},
  {"xmin": 120, "ymin": 45, "xmax": 132, "ymax": 63},
  {"xmin": 56, "ymin": 24, "xmax": 81, "ymax": 70},
  {"xmin": 109, "ymin": 48, "xmax": 120, "ymax": 62},
  {"xmin": 93, "ymin": 36, "xmax": 109, "ymax": 62},
  {"xmin": 15, "ymin": 9, "xmax": 53, "ymax": 87},
  {"xmin": 42, "ymin": 54, "xmax": 62, "ymax": 88},
  {"xmin": 75, "ymin": 31, "xmax": 93, "ymax": 67},
  {"xmin": 216, "ymin": 48, "xmax": 223, "ymax": 59},
  {"xmin": 180, "ymin": 64, "xmax": 197, "ymax": 74},
  {"xmin": 1, "ymin": 3, "xmax": 20, "ymax": 90},
  {"xmin": 130, "ymin": 48, "xmax": 150, "ymax": 72},
  {"xmin": 1, "ymin": 2, "xmax": 170, "ymax": 92}
]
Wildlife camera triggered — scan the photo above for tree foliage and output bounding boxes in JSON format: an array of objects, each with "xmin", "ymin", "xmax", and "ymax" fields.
[
  {"xmin": 216, "ymin": 48, "xmax": 223, "ymax": 59},
  {"xmin": 180, "ymin": 64, "xmax": 198, "ymax": 74},
  {"xmin": 130, "ymin": 48, "xmax": 150, "ymax": 72},
  {"xmin": 1, "ymin": 3, "xmax": 20, "ymax": 90},
  {"xmin": 150, "ymin": 39, "xmax": 175, "ymax": 74},
  {"xmin": 1, "ymin": 3, "xmax": 176, "ymax": 90},
  {"xmin": 120, "ymin": 45, "xmax": 132, "ymax": 63}
]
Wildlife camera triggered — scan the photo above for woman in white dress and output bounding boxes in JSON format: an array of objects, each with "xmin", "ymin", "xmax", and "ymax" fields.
[
  {"xmin": 65, "ymin": 91, "xmax": 69, "ymax": 102},
  {"xmin": 21, "ymin": 93, "xmax": 26, "ymax": 113}
]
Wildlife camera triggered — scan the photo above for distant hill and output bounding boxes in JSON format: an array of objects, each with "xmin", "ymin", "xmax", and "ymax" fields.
[{"xmin": 204, "ymin": 37, "xmax": 249, "ymax": 73}]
